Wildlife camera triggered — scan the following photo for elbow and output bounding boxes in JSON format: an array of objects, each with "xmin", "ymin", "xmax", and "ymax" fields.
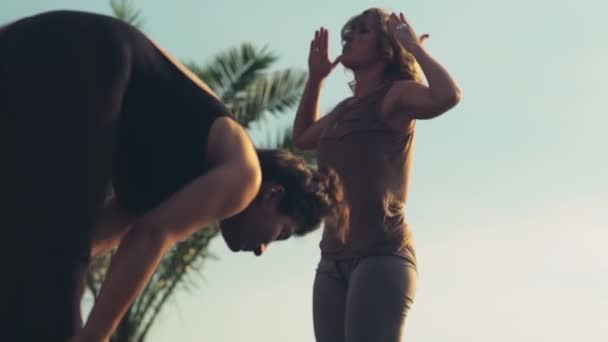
[
  {"xmin": 452, "ymin": 88, "xmax": 462, "ymax": 105},
  {"xmin": 291, "ymin": 130, "xmax": 305, "ymax": 150},
  {"xmin": 293, "ymin": 136, "xmax": 307, "ymax": 151},
  {"xmin": 424, "ymin": 90, "xmax": 462, "ymax": 119},
  {"xmin": 443, "ymin": 88, "xmax": 462, "ymax": 110},
  {"xmin": 293, "ymin": 135, "xmax": 314, "ymax": 151},
  {"xmin": 124, "ymin": 223, "xmax": 172, "ymax": 257}
]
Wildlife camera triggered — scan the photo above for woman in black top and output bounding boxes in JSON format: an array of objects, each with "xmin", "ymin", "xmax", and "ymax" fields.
[{"xmin": 0, "ymin": 10, "xmax": 346, "ymax": 342}]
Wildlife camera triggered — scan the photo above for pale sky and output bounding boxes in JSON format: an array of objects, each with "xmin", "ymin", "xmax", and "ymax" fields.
[{"xmin": 2, "ymin": 1, "xmax": 607, "ymax": 341}]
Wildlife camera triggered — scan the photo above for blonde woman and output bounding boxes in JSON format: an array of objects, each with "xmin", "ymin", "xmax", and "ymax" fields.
[{"xmin": 293, "ymin": 9, "xmax": 461, "ymax": 342}]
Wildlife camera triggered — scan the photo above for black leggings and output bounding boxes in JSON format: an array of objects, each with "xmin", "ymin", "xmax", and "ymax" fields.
[{"xmin": 0, "ymin": 11, "xmax": 133, "ymax": 341}]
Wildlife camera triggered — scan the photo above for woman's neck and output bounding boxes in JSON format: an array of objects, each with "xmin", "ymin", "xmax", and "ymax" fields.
[{"xmin": 352, "ymin": 64, "xmax": 385, "ymax": 98}]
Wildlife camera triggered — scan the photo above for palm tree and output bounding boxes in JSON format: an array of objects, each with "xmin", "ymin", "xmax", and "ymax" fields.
[{"xmin": 85, "ymin": 1, "xmax": 309, "ymax": 341}]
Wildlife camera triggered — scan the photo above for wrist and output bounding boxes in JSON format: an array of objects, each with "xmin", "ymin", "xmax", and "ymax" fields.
[
  {"xmin": 307, "ymin": 74, "xmax": 326, "ymax": 85},
  {"xmin": 404, "ymin": 41, "xmax": 425, "ymax": 55}
]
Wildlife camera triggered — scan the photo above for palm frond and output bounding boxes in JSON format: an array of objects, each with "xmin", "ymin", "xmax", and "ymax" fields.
[
  {"xmin": 186, "ymin": 43, "xmax": 277, "ymax": 103},
  {"xmin": 110, "ymin": 0, "xmax": 145, "ymax": 29},
  {"xmin": 232, "ymin": 69, "xmax": 307, "ymax": 128}
]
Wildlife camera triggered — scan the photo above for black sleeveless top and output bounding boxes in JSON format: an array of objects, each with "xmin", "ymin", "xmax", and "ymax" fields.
[{"xmin": 113, "ymin": 23, "xmax": 232, "ymax": 215}]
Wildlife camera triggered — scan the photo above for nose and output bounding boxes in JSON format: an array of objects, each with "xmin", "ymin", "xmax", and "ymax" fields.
[{"xmin": 253, "ymin": 244, "xmax": 267, "ymax": 256}]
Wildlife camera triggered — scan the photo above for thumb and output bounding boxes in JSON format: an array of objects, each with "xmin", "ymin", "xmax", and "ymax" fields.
[
  {"xmin": 420, "ymin": 33, "xmax": 430, "ymax": 44},
  {"xmin": 331, "ymin": 55, "xmax": 342, "ymax": 68}
]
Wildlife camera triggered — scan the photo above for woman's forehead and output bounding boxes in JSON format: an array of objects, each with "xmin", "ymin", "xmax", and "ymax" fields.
[{"xmin": 348, "ymin": 12, "xmax": 383, "ymax": 32}]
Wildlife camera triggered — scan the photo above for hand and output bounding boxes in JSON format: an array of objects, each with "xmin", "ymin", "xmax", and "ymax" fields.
[
  {"xmin": 387, "ymin": 12, "xmax": 430, "ymax": 51},
  {"xmin": 308, "ymin": 27, "xmax": 341, "ymax": 82}
]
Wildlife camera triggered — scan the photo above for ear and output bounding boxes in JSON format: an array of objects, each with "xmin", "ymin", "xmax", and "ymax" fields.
[{"xmin": 263, "ymin": 184, "xmax": 285, "ymax": 202}]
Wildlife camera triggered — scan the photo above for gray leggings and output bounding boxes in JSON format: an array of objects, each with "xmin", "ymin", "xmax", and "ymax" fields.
[{"xmin": 313, "ymin": 256, "xmax": 417, "ymax": 342}]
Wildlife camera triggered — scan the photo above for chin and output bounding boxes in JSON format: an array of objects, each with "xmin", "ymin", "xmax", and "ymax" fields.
[
  {"xmin": 342, "ymin": 59, "xmax": 368, "ymax": 72},
  {"xmin": 340, "ymin": 55, "xmax": 356, "ymax": 69}
]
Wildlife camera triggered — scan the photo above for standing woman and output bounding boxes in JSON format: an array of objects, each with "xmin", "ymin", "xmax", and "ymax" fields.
[{"xmin": 293, "ymin": 8, "xmax": 461, "ymax": 342}]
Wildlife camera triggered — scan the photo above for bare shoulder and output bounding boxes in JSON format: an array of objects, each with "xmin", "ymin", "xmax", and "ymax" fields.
[{"xmin": 206, "ymin": 117, "xmax": 259, "ymax": 169}]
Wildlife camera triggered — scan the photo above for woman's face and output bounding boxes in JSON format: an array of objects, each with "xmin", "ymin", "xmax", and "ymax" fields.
[{"xmin": 340, "ymin": 14, "xmax": 385, "ymax": 70}]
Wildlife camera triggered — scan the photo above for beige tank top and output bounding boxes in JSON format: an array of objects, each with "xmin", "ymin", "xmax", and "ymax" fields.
[{"xmin": 317, "ymin": 83, "xmax": 416, "ymax": 261}]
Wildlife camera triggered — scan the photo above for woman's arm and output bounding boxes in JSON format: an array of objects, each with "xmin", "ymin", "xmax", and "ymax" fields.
[
  {"xmin": 384, "ymin": 13, "xmax": 461, "ymax": 121},
  {"xmin": 293, "ymin": 27, "xmax": 341, "ymax": 150},
  {"xmin": 76, "ymin": 117, "xmax": 261, "ymax": 342},
  {"xmin": 293, "ymin": 77, "xmax": 336, "ymax": 150}
]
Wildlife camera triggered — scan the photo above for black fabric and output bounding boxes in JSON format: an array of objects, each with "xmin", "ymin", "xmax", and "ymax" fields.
[
  {"xmin": 113, "ymin": 21, "xmax": 232, "ymax": 215},
  {"xmin": 0, "ymin": 10, "xmax": 230, "ymax": 341}
]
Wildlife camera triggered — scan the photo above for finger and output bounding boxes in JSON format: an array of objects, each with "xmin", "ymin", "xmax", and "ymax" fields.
[
  {"xmin": 420, "ymin": 33, "xmax": 430, "ymax": 42},
  {"xmin": 388, "ymin": 13, "xmax": 400, "ymax": 30},
  {"xmin": 386, "ymin": 17, "xmax": 394, "ymax": 33},
  {"xmin": 318, "ymin": 28, "xmax": 324, "ymax": 52},
  {"xmin": 309, "ymin": 40, "xmax": 315, "ymax": 57},
  {"xmin": 399, "ymin": 12, "xmax": 411, "ymax": 26},
  {"xmin": 325, "ymin": 29, "xmax": 331, "ymax": 54},
  {"xmin": 390, "ymin": 12, "xmax": 400, "ymax": 24},
  {"xmin": 400, "ymin": 12, "xmax": 406, "ymax": 23},
  {"xmin": 314, "ymin": 30, "xmax": 320, "ymax": 50}
]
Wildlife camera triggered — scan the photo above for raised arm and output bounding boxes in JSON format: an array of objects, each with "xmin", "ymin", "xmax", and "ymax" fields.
[
  {"xmin": 75, "ymin": 117, "xmax": 261, "ymax": 342},
  {"xmin": 293, "ymin": 27, "xmax": 342, "ymax": 150},
  {"xmin": 384, "ymin": 13, "xmax": 461, "ymax": 121}
]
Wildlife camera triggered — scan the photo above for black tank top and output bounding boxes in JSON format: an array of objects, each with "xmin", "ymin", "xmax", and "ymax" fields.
[{"xmin": 112, "ymin": 23, "xmax": 232, "ymax": 215}]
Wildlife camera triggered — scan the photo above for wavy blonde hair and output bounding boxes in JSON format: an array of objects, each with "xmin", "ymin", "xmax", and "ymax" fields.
[{"xmin": 341, "ymin": 8, "xmax": 422, "ymax": 88}]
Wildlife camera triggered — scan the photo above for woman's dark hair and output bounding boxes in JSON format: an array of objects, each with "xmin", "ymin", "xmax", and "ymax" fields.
[{"xmin": 256, "ymin": 149, "xmax": 349, "ymax": 241}]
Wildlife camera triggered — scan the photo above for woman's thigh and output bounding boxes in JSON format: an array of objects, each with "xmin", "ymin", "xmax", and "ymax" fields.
[
  {"xmin": 313, "ymin": 257, "xmax": 349, "ymax": 342},
  {"xmin": 345, "ymin": 256, "xmax": 417, "ymax": 342}
]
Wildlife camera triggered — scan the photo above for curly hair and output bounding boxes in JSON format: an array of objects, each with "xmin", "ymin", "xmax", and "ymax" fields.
[
  {"xmin": 256, "ymin": 149, "xmax": 349, "ymax": 242},
  {"xmin": 341, "ymin": 8, "xmax": 422, "ymax": 88}
]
